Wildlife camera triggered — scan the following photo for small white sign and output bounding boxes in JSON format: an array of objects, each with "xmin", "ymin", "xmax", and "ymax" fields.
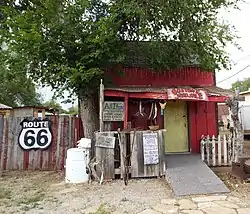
[
  {"xmin": 96, "ymin": 135, "xmax": 116, "ymax": 149},
  {"xmin": 103, "ymin": 101, "xmax": 124, "ymax": 121},
  {"xmin": 143, "ymin": 133, "xmax": 159, "ymax": 165}
]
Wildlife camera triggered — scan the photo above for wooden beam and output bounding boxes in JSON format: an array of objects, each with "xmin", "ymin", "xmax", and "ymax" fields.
[
  {"xmin": 124, "ymin": 94, "xmax": 128, "ymax": 129},
  {"xmin": 105, "ymin": 90, "xmax": 168, "ymax": 99}
]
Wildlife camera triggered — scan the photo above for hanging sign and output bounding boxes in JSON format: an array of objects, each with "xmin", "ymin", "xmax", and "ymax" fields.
[
  {"xmin": 18, "ymin": 118, "xmax": 52, "ymax": 150},
  {"xmin": 167, "ymin": 88, "xmax": 208, "ymax": 101},
  {"xmin": 103, "ymin": 101, "xmax": 124, "ymax": 121},
  {"xmin": 143, "ymin": 133, "xmax": 159, "ymax": 165}
]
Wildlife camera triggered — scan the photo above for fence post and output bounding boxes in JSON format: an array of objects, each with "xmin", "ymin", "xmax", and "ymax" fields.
[
  {"xmin": 206, "ymin": 135, "xmax": 210, "ymax": 166},
  {"xmin": 232, "ymin": 133, "xmax": 235, "ymax": 162},
  {"xmin": 200, "ymin": 137, "xmax": 205, "ymax": 162},
  {"xmin": 212, "ymin": 135, "xmax": 216, "ymax": 166},
  {"xmin": 223, "ymin": 135, "xmax": 228, "ymax": 166},
  {"xmin": 218, "ymin": 134, "xmax": 222, "ymax": 166}
]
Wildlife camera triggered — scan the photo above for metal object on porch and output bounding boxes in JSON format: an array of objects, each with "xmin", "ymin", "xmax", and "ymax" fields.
[
  {"xmin": 165, "ymin": 154, "xmax": 229, "ymax": 196},
  {"xmin": 232, "ymin": 156, "xmax": 250, "ymax": 183},
  {"xmin": 94, "ymin": 130, "xmax": 166, "ymax": 181},
  {"xmin": 200, "ymin": 134, "xmax": 237, "ymax": 166}
]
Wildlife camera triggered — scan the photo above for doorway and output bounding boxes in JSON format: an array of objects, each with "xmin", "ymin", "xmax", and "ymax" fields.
[{"xmin": 164, "ymin": 100, "xmax": 189, "ymax": 153}]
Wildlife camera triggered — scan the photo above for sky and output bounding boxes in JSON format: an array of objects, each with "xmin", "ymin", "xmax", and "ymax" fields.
[
  {"xmin": 40, "ymin": 1, "xmax": 250, "ymax": 109},
  {"xmin": 216, "ymin": 1, "xmax": 250, "ymax": 89}
]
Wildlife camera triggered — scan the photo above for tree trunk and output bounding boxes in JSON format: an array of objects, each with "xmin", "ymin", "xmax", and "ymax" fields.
[{"xmin": 79, "ymin": 95, "xmax": 99, "ymax": 157}]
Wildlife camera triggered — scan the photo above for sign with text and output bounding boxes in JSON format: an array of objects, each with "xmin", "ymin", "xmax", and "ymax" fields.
[
  {"xmin": 143, "ymin": 133, "xmax": 159, "ymax": 165},
  {"xmin": 96, "ymin": 135, "xmax": 116, "ymax": 149},
  {"xmin": 18, "ymin": 118, "xmax": 52, "ymax": 150},
  {"xmin": 103, "ymin": 101, "xmax": 124, "ymax": 121},
  {"xmin": 167, "ymin": 88, "xmax": 208, "ymax": 101}
]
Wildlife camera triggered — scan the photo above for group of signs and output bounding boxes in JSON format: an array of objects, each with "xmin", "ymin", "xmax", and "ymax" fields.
[{"xmin": 18, "ymin": 118, "xmax": 53, "ymax": 150}]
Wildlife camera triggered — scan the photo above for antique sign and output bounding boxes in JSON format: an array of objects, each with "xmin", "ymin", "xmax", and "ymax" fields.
[
  {"xmin": 103, "ymin": 101, "xmax": 124, "ymax": 121},
  {"xmin": 18, "ymin": 118, "xmax": 52, "ymax": 150},
  {"xmin": 167, "ymin": 88, "xmax": 208, "ymax": 101},
  {"xmin": 143, "ymin": 133, "xmax": 159, "ymax": 165},
  {"xmin": 96, "ymin": 135, "xmax": 116, "ymax": 149}
]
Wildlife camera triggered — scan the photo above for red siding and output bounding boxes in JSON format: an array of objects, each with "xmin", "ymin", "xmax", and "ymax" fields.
[
  {"xmin": 107, "ymin": 67, "xmax": 214, "ymax": 87},
  {"xmin": 189, "ymin": 102, "xmax": 218, "ymax": 153}
]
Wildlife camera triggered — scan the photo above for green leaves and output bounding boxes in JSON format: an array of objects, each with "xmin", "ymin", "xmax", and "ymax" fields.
[{"xmin": 1, "ymin": 0, "xmax": 241, "ymax": 99}]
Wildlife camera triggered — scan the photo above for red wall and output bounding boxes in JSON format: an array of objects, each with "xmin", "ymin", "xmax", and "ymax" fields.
[
  {"xmin": 189, "ymin": 102, "xmax": 218, "ymax": 153},
  {"xmin": 107, "ymin": 67, "xmax": 215, "ymax": 87}
]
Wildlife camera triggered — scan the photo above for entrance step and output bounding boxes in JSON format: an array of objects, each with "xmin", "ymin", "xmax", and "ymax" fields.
[{"xmin": 165, "ymin": 154, "xmax": 229, "ymax": 196}]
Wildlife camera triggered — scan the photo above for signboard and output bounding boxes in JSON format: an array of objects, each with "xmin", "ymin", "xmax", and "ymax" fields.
[
  {"xmin": 18, "ymin": 118, "xmax": 52, "ymax": 150},
  {"xmin": 103, "ymin": 101, "xmax": 124, "ymax": 121},
  {"xmin": 143, "ymin": 133, "xmax": 159, "ymax": 165},
  {"xmin": 96, "ymin": 135, "xmax": 116, "ymax": 149},
  {"xmin": 167, "ymin": 88, "xmax": 208, "ymax": 101}
]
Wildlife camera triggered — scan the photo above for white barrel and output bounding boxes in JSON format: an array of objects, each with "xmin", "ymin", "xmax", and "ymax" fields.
[{"xmin": 65, "ymin": 148, "xmax": 89, "ymax": 183}]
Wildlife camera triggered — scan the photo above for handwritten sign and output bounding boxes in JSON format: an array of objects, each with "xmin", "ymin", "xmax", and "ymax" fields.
[
  {"xmin": 96, "ymin": 135, "xmax": 116, "ymax": 149},
  {"xmin": 103, "ymin": 101, "xmax": 124, "ymax": 121},
  {"xmin": 167, "ymin": 88, "xmax": 208, "ymax": 101},
  {"xmin": 143, "ymin": 133, "xmax": 159, "ymax": 165}
]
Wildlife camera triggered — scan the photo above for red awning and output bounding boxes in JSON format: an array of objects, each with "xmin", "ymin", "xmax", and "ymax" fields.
[{"xmin": 104, "ymin": 86, "xmax": 234, "ymax": 102}]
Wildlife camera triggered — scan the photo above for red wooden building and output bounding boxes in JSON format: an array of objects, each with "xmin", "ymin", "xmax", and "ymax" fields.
[{"xmin": 103, "ymin": 67, "xmax": 233, "ymax": 154}]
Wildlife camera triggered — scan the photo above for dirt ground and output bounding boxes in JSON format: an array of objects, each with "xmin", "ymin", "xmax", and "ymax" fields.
[
  {"xmin": 1, "ymin": 138, "xmax": 250, "ymax": 214},
  {"xmin": 0, "ymin": 169, "xmax": 250, "ymax": 214}
]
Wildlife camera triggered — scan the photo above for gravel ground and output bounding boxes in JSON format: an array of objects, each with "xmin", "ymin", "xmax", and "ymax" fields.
[{"xmin": 0, "ymin": 171, "xmax": 172, "ymax": 214}]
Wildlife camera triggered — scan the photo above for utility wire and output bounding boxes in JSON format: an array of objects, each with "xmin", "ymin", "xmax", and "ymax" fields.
[{"xmin": 217, "ymin": 65, "xmax": 250, "ymax": 84}]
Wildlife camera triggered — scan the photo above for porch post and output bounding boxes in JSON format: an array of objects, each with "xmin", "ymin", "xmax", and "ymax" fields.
[{"xmin": 124, "ymin": 94, "xmax": 128, "ymax": 129}]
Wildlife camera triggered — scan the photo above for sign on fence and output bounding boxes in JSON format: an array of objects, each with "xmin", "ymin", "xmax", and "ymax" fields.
[
  {"xmin": 18, "ymin": 118, "xmax": 52, "ymax": 150},
  {"xmin": 103, "ymin": 101, "xmax": 124, "ymax": 121},
  {"xmin": 143, "ymin": 133, "xmax": 159, "ymax": 165},
  {"xmin": 96, "ymin": 135, "xmax": 116, "ymax": 149}
]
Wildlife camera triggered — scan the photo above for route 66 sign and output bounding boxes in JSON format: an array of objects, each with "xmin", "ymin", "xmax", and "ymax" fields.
[{"xmin": 18, "ymin": 118, "xmax": 53, "ymax": 150}]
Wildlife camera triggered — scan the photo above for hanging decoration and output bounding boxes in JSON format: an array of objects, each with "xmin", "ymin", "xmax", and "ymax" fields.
[
  {"xmin": 159, "ymin": 101, "xmax": 167, "ymax": 109},
  {"xmin": 134, "ymin": 101, "xmax": 146, "ymax": 117}
]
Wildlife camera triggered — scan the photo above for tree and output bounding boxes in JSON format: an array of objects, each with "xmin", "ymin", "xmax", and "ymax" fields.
[
  {"xmin": 231, "ymin": 78, "xmax": 250, "ymax": 92},
  {"xmin": 43, "ymin": 99, "xmax": 65, "ymax": 114},
  {"xmin": 0, "ymin": 51, "xmax": 42, "ymax": 107},
  {"xmin": 1, "ymin": 0, "xmax": 241, "ymax": 139}
]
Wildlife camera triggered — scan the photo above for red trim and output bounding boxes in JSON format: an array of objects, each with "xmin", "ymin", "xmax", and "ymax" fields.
[{"xmin": 124, "ymin": 94, "xmax": 128, "ymax": 129}]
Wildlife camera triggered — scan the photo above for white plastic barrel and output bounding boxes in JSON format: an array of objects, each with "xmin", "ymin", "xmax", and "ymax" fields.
[{"xmin": 65, "ymin": 148, "xmax": 89, "ymax": 183}]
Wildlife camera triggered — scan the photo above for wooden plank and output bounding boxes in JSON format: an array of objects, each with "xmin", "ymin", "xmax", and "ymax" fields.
[
  {"xmin": 223, "ymin": 135, "xmax": 228, "ymax": 165},
  {"xmin": 56, "ymin": 116, "xmax": 63, "ymax": 169},
  {"xmin": 212, "ymin": 135, "xmax": 216, "ymax": 167},
  {"xmin": 200, "ymin": 138, "xmax": 205, "ymax": 162},
  {"xmin": 95, "ymin": 132, "xmax": 115, "ymax": 180},
  {"xmin": 0, "ymin": 117, "xmax": 7, "ymax": 173},
  {"xmin": 205, "ymin": 135, "xmax": 210, "ymax": 166},
  {"xmin": 6, "ymin": 117, "xmax": 14, "ymax": 169},
  {"xmin": 12, "ymin": 117, "xmax": 20, "ymax": 169},
  {"xmin": 158, "ymin": 130, "xmax": 166, "ymax": 176},
  {"xmin": 120, "ymin": 132, "xmax": 127, "ymax": 179},
  {"xmin": 218, "ymin": 135, "xmax": 222, "ymax": 166}
]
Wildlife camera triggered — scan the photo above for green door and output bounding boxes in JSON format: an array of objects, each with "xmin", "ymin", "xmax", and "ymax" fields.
[{"xmin": 164, "ymin": 100, "xmax": 189, "ymax": 153}]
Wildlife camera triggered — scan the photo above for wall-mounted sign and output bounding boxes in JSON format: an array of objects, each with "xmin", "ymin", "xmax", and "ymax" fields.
[
  {"xmin": 143, "ymin": 133, "xmax": 159, "ymax": 165},
  {"xmin": 96, "ymin": 135, "xmax": 116, "ymax": 149},
  {"xmin": 103, "ymin": 101, "xmax": 124, "ymax": 121},
  {"xmin": 167, "ymin": 88, "xmax": 208, "ymax": 101},
  {"xmin": 18, "ymin": 118, "xmax": 52, "ymax": 150}
]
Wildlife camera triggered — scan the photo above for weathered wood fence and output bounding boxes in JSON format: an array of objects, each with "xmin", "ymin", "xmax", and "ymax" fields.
[
  {"xmin": 0, "ymin": 116, "xmax": 82, "ymax": 171},
  {"xmin": 200, "ymin": 135, "xmax": 237, "ymax": 166},
  {"xmin": 95, "ymin": 129, "xmax": 166, "ymax": 180}
]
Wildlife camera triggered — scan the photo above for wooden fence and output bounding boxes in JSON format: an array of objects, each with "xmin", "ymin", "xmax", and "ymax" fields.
[
  {"xmin": 200, "ymin": 135, "xmax": 237, "ymax": 166},
  {"xmin": 95, "ymin": 129, "xmax": 166, "ymax": 180},
  {"xmin": 0, "ymin": 116, "xmax": 82, "ymax": 171}
]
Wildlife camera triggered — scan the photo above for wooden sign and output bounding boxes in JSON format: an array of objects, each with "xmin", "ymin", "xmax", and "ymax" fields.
[
  {"xmin": 96, "ymin": 135, "xmax": 116, "ymax": 149},
  {"xmin": 167, "ymin": 88, "xmax": 208, "ymax": 101},
  {"xmin": 143, "ymin": 133, "xmax": 159, "ymax": 165},
  {"xmin": 103, "ymin": 101, "xmax": 124, "ymax": 121}
]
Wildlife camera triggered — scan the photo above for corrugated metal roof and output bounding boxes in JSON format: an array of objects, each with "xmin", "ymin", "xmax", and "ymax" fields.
[
  {"xmin": 0, "ymin": 103, "xmax": 12, "ymax": 110},
  {"xmin": 105, "ymin": 86, "xmax": 234, "ymax": 97}
]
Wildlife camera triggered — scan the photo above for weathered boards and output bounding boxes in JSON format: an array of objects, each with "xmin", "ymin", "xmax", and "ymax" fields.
[
  {"xmin": 95, "ymin": 130, "xmax": 166, "ymax": 180},
  {"xmin": 103, "ymin": 101, "xmax": 124, "ymax": 121}
]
